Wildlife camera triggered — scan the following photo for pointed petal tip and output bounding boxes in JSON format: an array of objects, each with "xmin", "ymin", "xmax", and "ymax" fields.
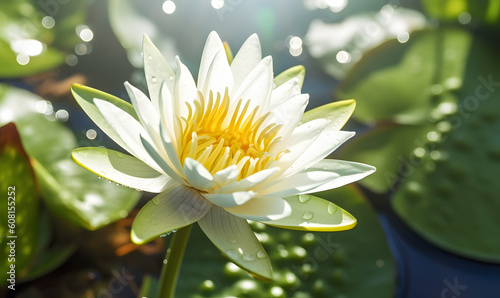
[
  {"xmin": 130, "ymin": 229, "xmax": 145, "ymax": 245},
  {"xmin": 262, "ymin": 55, "xmax": 273, "ymax": 65}
]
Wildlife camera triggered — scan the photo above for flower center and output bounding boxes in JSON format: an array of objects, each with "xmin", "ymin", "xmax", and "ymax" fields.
[{"xmin": 177, "ymin": 89, "xmax": 285, "ymax": 180}]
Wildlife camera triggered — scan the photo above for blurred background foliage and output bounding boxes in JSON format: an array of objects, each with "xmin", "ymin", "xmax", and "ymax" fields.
[{"xmin": 1, "ymin": 0, "xmax": 500, "ymax": 297}]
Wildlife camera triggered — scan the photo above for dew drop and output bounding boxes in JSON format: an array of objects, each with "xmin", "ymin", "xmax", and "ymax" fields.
[
  {"xmin": 327, "ymin": 202, "xmax": 338, "ymax": 215},
  {"xmin": 168, "ymin": 75, "xmax": 174, "ymax": 81},
  {"xmin": 256, "ymin": 250, "xmax": 267, "ymax": 259},
  {"xmin": 302, "ymin": 211, "xmax": 314, "ymax": 220},
  {"xmin": 163, "ymin": 259, "xmax": 168, "ymax": 264},
  {"xmin": 152, "ymin": 76, "xmax": 157, "ymax": 83},
  {"xmin": 119, "ymin": 210, "xmax": 128, "ymax": 218},
  {"xmin": 242, "ymin": 253, "xmax": 255, "ymax": 261},
  {"xmin": 148, "ymin": 54, "xmax": 152, "ymax": 60},
  {"xmin": 298, "ymin": 195, "xmax": 311, "ymax": 203},
  {"xmin": 225, "ymin": 249, "xmax": 239, "ymax": 259}
]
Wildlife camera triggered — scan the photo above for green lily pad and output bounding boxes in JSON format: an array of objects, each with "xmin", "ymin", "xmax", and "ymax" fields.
[
  {"xmin": 173, "ymin": 185, "xmax": 395, "ymax": 298},
  {"xmin": 0, "ymin": 123, "xmax": 39, "ymax": 287},
  {"xmin": 0, "ymin": 0, "xmax": 90, "ymax": 78},
  {"xmin": 422, "ymin": 0, "xmax": 500, "ymax": 26},
  {"xmin": 338, "ymin": 124, "xmax": 432, "ymax": 193},
  {"xmin": 0, "ymin": 84, "xmax": 141, "ymax": 230},
  {"xmin": 393, "ymin": 34, "xmax": 500, "ymax": 262},
  {"xmin": 337, "ymin": 28, "xmax": 472, "ymax": 124},
  {"xmin": 22, "ymin": 243, "xmax": 77, "ymax": 282}
]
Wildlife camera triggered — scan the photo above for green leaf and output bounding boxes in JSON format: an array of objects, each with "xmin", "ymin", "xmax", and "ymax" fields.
[
  {"xmin": 337, "ymin": 29, "xmax": 472, "ymax": 124},
  {"xmin": 22, "ymin": 244, "xmax": 77, "ymax": 282},
  {"xmin": 338, "ymin": 124, "xmax": 432, "ymax": 193},
  {"xmin": 422, "ymin": 0, "xmax": 500, "ymax": 26},
  {"xmin": 71, "ymin": 83, "xmax": 140, "ymax": 152},
  {"xmin": 274, "ymin": 65, "xmax": 305, "ymax": 90},
  {"xmin": 392, "ymin": 34, "xmax": 500, "ymax": 262},
  {"xmin": 0, "ymin": 123, "xmax": 39, "ymax": 287},
  {"xmin": 0, "ymin": 84, "xmax": 141, "ymax": 230},
  {"xmin": 0, "ymin": 39, "xmax": 65, "ymax": 78},
  {"xmin": 0, "ymin": 0, "xmax": 90, "ymax": 78},
  {"xmin": 301, "ymin": 99, "xmax": 356, "ymax": 131},
  {"xmin": 261, "ymin": 194, "xmax": 356, "ymax": 232}
]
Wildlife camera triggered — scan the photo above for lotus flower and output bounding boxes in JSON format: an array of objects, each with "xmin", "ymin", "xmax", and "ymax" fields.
[{"xmin": 71, "ymin": 32, "xmax": 375, "ymax": 280}]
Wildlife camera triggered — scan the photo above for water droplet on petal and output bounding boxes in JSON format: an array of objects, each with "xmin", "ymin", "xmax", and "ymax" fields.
[
  {"xmin": 302, "ymin": 211, "xmax": 314, "ymax": 220},
  {"xmin": 163, "ymin": 259, "xmax": 168, "ymax": 264},
  {"xmin": 242, "ymin": 253, "xmax": 255, "ymax": 261},
  {"xmin": 225, "ymin": 249, "xmax": 239, "ymax": 260},
  {"xmin": 327, "ymin": 202, "xmax": 338, "ymax": 215},
  {"xmin": 298, "ymin": 195, "xmax": 311, "ymax": 203},
  {"xmin": 256, "ymin": 250, "xmax": 267, "ymax": 259},
  {"xmin": 152, "ymin": 76, "xmax": 157, "ymax": 83},
  {"xmin": 148, "ymin": 54, "xmax": 152, "ymax": 60},
  {"xmin": 168, "ymin": 75, "xmax": 174, "ymax": 81}
]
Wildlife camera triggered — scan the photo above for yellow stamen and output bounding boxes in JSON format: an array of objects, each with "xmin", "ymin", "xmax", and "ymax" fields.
[{"xmin": 177, "ymin": 88, "xmax": 286, "ymax": 180}]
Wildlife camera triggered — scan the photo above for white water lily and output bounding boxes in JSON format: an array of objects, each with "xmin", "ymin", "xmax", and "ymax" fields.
[{"xmin": 71, "ymin": 32, "xmax": 374, "ymax": 280}]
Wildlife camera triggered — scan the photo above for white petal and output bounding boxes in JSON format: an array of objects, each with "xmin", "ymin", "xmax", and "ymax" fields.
[
  {"xmin": 94, "ymin": 98, "xmax": 162, "ymax": 173},
  {"xmin": 159, "ymin": 82, "xmax": 176, "ymax": 139},
  {"xmin": 125, "ymin": 82, "xmax": 184, "ymax": 178},
  {"xmin": 125, "ymin": 81, "xmax": 160, "ymax": 135},
  {"xmin": 231, "ymin": 33, "xmax": 262, "ymax": 90},
  {"xmin": 72, "ymin": 147, "xmax": 169, "ymax": 193},
  {"xmin": 174, "ymin": 56, "xmax": 198, "ymax": 119},
  {"xmin": 229, "ymin": 56, "xmax": 273, "ymax": 118},
  {"xmin": 143, "ymin": 34, "xmax": 175, "ymax": 109},
  {"xmin": 257, "ymin": 159, "xmax": 375, "ymax": 197},
  {"xmin": 197, "ymin": 31, "xmax": 224, "ymax": 90},
  {"xmin": 131, "ymin": 182, "xmax": 212, "ymax": 244},
  {"xmin": 284, "ymin": 130, "xmax": 356, "ymax": 176},
  {"xmin": 184, "ymin": 158, "xmax": 215, "ymax": 191},
  {"xmin": 140, "ymin": 134, "xmax": 188, "ymax": 185},
  {"xmin": 255, "ymin": 171, "xmax": 341, "ymax": 198},
  {"xmin": 197, "ymin": 206, "xmax": 273, "ymax": 281},
  {"xmin": 225, "ymin": 196, "xmax": 292, "ymax": 221},
  {"xmin": 264, "ymin": 93, "xmax": 309, "ymax": 140},
  {"xmin": 296, "ymin": 159, "xmax": 376, "ymax": 193},
  {"xmin": 214, "ymin": 167, "xmax": 279, "ymax": 194},
  {"xmin": 269, "ymin": 77, "xmax": 301, "ymax": 110},
  {"xmin": 213, "ymin": 165, "xmax": 239, "ymax": 188},
  {"xmin": 203, "ymin": 191, "xmax": 256, "ymax": 208},
  {"xmin": 200, "ymin": 49, "xmax": 233, "ymax": 99},
  {"xmin": 271, "ymin": 118, "xmax": 327, "ymax": 175},
  {"xmin": 159, "ymin": 122, "xmax": 184, "ymax": 176},
  {"xmin": 272, "ymin": 118, "xmax": 327, "ymax": 153}
]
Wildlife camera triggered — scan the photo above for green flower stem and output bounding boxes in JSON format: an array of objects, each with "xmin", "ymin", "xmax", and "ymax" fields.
[{"xmin": 157, "ymin": 225, "xmax": 193, "ymax": 298}]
